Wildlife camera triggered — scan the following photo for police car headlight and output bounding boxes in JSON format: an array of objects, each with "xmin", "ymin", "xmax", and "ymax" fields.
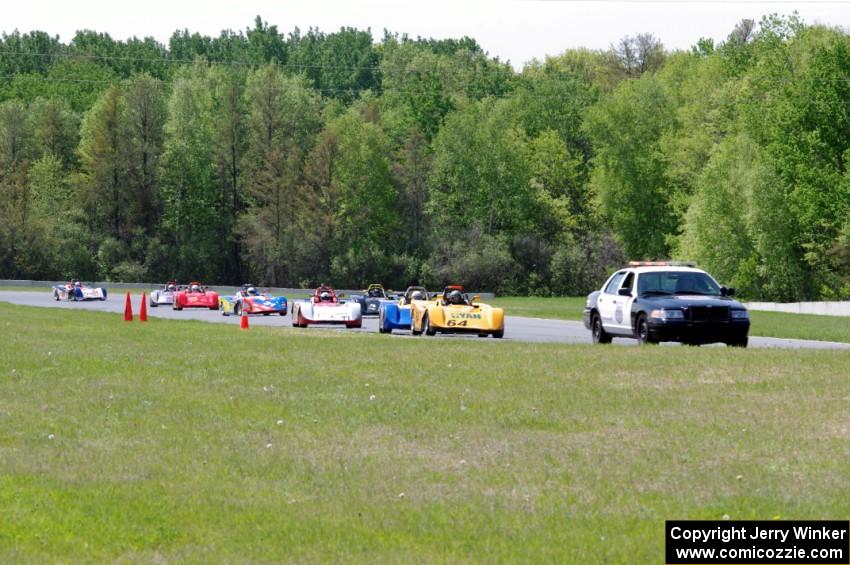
[
  {"xmin": 650, "ymin": 308, "xmax": 685, "ymax": 320},
  {"xmin": 730, "ymin": 309, "xmax": 749, "ymax": 319}
]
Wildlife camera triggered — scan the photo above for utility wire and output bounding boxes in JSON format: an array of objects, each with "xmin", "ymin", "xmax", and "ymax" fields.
[{"xmin": 4, "ymin": 48, "xmax": 850, "ymax": 83}]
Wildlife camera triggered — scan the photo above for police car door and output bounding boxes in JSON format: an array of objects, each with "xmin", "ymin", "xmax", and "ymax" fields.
[
  {"xmin": 609, "ymin": 271, "xmax": 637, "ymax": 333},
  {"xmin": 596, "ymin": 271, "xmax": 625, "ymax": 331}
]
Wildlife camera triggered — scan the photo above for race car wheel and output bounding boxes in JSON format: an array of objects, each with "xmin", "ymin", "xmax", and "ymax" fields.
[
  {"xmin": 279, "ymin": 310, "xmax": 287, "ymax": 316},
  {"xmin": 234, "ymin": 303, "xmax": 241, "ymax": 316},
  {"xmin": 423, "ymin": 314, "xmax": 436, "ymax": 336},
  {"xmin": 591, "ymin": 313, "xmax": 612, "ymax": 344},
  {"xmin": 173, "ymin": 303, "xmax": 182, "ymax": 311},
  {"xmin": 492, "ymin": 330, "xmax": 504, "ymax": 339},
  {"xmin": 150, "ymin": 301, "xmax": 158, "ymax": 308},
  {"xmin": 727, "ymin": 337, "xmax": 749, "ymax": 348},
  {"xmin": 54, "ymin": 291, "xmax": 59, "ymax": 301},
  {"xmin": 635, "ymin": 315, "xmax": 656, "ymax": 345},
  {"xmin": 346, "ymin": 321, "xmax": 362, "ymax": 329},
  {"xmin": 478, "ymin": 333, "xmax": 488, "ymax": 338},
  {"xmin": 294, "ymin": 310, "xmax": 308, "ymax": 328},
  {"xmin": 411, "ymin": 321, "xmax": 422, "ymax": 336},
  {"xmin": 378, "ymin": 310, "xmax": 390, "ymax": 334}
]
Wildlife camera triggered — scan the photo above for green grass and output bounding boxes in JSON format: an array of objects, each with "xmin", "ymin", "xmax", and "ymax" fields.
[
  {"xmin": 1, "ymin": 303, "xmax": 849, "ymax": 562},
  {"xmin": 747, "ymin": 311, "xmax": 850, "ymax": 343},
  {"xmin": 489, "ymin": 296, "xmax": 850, "ymax": 344},
  {"xmin": 488, "ymin": 295, "xmax": 587, "ymax": 321}
]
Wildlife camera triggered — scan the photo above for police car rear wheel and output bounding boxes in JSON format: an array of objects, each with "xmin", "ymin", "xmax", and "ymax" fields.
[
  {"xmin": 592, "ymin": 313, "xmax": 612, "ymax": 344},
  {"xmin": 727, "ymin": 337, "xmax": 748, "ymax": 348}
]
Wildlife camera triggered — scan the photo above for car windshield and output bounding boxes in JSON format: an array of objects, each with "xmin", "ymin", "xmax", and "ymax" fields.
[{"xmin": 638, "ymin": 271, "xmax": 722, "ymax": 296}]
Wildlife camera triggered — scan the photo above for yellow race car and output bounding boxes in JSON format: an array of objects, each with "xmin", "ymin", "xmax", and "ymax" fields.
[{"xmin": 410, "ymin": 285, "xmax": 504, "ymax": 338}]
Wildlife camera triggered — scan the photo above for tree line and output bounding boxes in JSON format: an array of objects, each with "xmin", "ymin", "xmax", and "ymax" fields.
[{"xmin": 0, "ymin": 15, "xmax": 848, "ymax": 299}]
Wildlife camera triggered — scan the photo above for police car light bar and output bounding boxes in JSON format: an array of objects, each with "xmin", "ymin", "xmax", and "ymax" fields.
[{"xmin": 628, "ymin": 260, "xmax": 697, "ymax": 267}]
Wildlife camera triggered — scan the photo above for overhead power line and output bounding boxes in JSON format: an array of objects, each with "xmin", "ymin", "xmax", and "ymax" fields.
[{"xmin": 0, "ymin": 49, "xmax": 387, "ymax": 72}]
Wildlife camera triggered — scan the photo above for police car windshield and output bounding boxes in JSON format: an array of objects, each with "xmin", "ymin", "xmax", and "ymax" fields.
[{"xmin": 638, "ymin": 271, "xmax": 721, "ymax": 296}]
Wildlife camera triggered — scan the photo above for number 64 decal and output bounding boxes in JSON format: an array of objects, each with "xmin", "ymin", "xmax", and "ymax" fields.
[{"xmin": 446, "ymin": 319, "xmax": 468, "ymax": 327}]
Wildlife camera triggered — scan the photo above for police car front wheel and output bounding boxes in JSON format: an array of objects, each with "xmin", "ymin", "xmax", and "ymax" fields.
[{"xmin": 635, "ymin": 315, "xmax": 657, "ymax": 345}]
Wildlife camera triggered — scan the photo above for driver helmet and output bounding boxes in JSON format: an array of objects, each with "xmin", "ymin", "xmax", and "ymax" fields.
[
  {"xmin": 167, "ymin": 283, "xmax": 176, "ymax": 291},
  {"xmin": 410, "ymin": 290, "xmax": 424, "ymax": 301},
  {"xmin": 247, "ymin": 286, "xmax": 259, "ymax": 296},
  {"xmin": 448, "ymin": 290, "xmax": 464, "ymax": 305},
  {"xmin": 73, "ymin": 280, "xmax": 82, "ymax": 287},
  {"xmin": 320, "ymin": 291, "xmax": 331, "ymax": 302},
  {"xmin": 191, "ymin": 284, "xmax": 200, "ymax": 292},
  {"xmin": 368, "ymin": 287, "xmax": 381, "ymax": 297}
]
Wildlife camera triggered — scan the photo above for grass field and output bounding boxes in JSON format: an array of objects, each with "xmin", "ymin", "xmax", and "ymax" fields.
[{"xmin": 1, "ymin": 303, "xmax": 849, "ymax": 562}]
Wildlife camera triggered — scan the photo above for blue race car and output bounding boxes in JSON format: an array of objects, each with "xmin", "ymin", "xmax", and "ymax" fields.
[
  {"xmin": 220, "ymin": 284, "xmax": 288, "ymax": 316},
  {"xmin": 378, "ymin": 286, "xmax": 430, "ymax": 334}
]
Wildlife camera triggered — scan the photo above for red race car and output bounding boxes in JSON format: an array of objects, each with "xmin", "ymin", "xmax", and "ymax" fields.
[{"xmin": 173, "ymin": 282, "xmax": 219, "ymax": 311}]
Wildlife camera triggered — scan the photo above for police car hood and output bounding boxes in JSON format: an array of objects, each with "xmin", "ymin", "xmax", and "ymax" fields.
[{"xmin": 642, "ymin": 294, "xmax": 745, "ymax": 310}]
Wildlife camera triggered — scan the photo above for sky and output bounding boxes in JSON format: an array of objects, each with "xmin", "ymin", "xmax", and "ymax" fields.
[{"xmin": 2, "ymin": 0, "xmax": 848, "ymax": 69}]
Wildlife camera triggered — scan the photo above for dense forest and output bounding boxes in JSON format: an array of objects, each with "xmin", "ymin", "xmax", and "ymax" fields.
[{"xmin": 1, "ymin": 14, "xmax": 848, "ymax": 299}]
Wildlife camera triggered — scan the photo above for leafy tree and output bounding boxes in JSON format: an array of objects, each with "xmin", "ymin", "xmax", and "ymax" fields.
[
  {"xmin": 78, "ymin": 85, "xmax": 125, "ymax": 242},
  {"xmin": 28, "ymin": 97, "xmax": 78, "ymax": 166},
  {"xmin": 676, "ymin": 136, "xmax": 758, "ymax": 293},
  {"xmin": 428, "ymin": 98, "xmax": 536, "ymax": 238},
  {"xmin": 238, "ymin": 66, "xmax": 323, "ymax": 285},
  {"xmin": 325, "ymin": 109, "xmax": 399, "ymax": 284},
  {"xmin": 123, "ymin": 74, "xmax": 165, "ymax": 233},
  {"xmin": 391, "ymin": 128, "xmax": 431, "ymax": 255},
  {"xmin": 159, "ymin": 63, "xmax": 222, "ymax": 280},
  {"xmin": 611, "ymin": 33, "xmax": 666, "ymax": 79},
  {"xmin": 584, "ymin": 75, "xmax": 676, "ymax": 259}
]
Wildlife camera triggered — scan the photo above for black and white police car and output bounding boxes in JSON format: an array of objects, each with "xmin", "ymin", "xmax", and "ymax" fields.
[{"xmin": 583, "ymin": 262, "xmax": 750, "ymax": 347}]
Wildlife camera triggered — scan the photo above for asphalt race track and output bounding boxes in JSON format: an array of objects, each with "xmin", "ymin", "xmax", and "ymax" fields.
[{"xmin": 1, "ymin": 291, "xmax": 848, "ymax": 350}]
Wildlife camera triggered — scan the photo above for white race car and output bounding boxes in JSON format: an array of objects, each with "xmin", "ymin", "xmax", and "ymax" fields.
[
  {"xmin": 291, "ymin": 286, "xmax": 362, "ymax": 328},
  {"xmin": 149, "ymin": 281, "xmax": 179, "ymax": 307},
  {"xmin": 53, "ymin": 281, "xmax": 107, "ymax": 301}
]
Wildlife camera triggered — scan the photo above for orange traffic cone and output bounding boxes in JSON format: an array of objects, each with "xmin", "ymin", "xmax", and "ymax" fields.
[
  {"xmin": 123, "ymin": 292, "xmax": 134, "ymax": 322},
  {"xmin": 139, "ymin": 293, "xmax": 148, "ymax": 322},
  {"xmin": 240, "ymin": 311, "xmax": 249, "ymax": 330}
]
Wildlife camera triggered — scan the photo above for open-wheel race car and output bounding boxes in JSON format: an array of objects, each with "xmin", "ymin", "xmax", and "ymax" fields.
[
  {"xmin": 378, "ymin": 286, "xmax": 430, "ymax": 334},
  {"xmin": 291, "ymin": 285, "xmax": 362, "ymax": 328},
  {"xmin": 349, "ymin": 284, "xmax": 399, "ymax": 317},
  {"xmin": 172, "ymin": 282, "xmax": 219, "ymax": 311},
  {"xmin": 410, "ymin": 285, "xmax": 504, "ymax": 338},
  {"xmin": 149, "ymin": 281, "xmax": 179, "ymax": 307},
  {"xmin": 52, "ymin": 281, "xmax": 107, "ymax": 301},
  {"xmin": 220, "ymin": 284, "xmax": 287, "ymax": 316}
]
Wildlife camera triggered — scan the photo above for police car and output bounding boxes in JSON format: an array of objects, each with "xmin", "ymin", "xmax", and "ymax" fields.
[{"xmin": 583, "ymin": 262, "xmax": 750, "ymax": 347}]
